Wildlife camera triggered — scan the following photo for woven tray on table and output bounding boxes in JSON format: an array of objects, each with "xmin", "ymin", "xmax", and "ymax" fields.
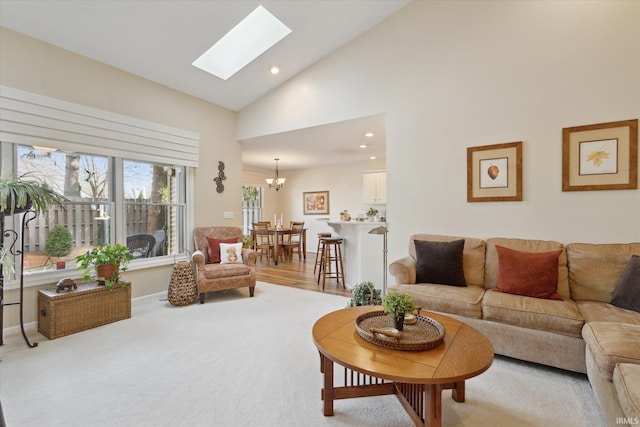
[{"xmin": 355, "ymin": 310, "xmax": 445, "ymax": 351}]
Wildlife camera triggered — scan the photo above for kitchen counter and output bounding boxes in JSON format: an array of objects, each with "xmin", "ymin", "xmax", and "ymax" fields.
[{"xmin": 322, "ymin": 220, "xmax": 387, "ymax": 289}]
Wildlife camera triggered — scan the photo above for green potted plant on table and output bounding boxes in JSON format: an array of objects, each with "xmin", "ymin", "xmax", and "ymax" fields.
[
  {"xmin": 76, "ymin": 244, "xmax": 134, "ymax": 290},
  {"xmin": 347, "ymin": 281, "xmax": 382, "ymax": 307},
  {"xmin": 381, "ymin": 291, "xmax": 416, "ymax": 331}
]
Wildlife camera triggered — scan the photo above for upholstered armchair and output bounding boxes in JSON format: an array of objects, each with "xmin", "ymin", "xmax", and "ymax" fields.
[{"xmin": 192, "ymin": 226, "xmax": 257, "ymax": 304}]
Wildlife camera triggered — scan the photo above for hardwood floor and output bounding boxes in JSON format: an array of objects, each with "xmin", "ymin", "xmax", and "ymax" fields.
[{"xmin": 254, "ymin": 251, "xmax": 351, "ymax": 298}]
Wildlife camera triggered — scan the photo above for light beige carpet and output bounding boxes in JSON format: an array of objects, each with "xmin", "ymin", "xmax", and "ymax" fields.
[{"xmin": 1, "ymin": 282, "xmax": 604, "ymax": 426}]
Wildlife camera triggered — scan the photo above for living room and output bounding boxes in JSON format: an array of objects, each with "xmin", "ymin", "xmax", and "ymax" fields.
[{"xmin": 1, "ymin": 1, "xmax": 638, "ymax": 426}]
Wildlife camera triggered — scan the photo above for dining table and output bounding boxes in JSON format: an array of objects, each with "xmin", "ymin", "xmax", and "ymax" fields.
[{"xmin": 251, "ymin": 227, "xmax": 307, "ymax": 265}]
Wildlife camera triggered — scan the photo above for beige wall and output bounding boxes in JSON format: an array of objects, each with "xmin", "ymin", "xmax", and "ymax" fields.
[
  {"xmin": 238, "ymin": 1, "xmax": 640, "ymax": 265},
  {"xmin": 0, "ymin": 27, "xmax": 240, "ymax": 328}
]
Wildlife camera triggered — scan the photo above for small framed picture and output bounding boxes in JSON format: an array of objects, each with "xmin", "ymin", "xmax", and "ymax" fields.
[
  {"xmin": 562, "ymin": 119, "xmax": 638, "ymax": 191},
  {"xmin": 303, "ymin": 191, "xmax": 330, "ymax": 215},
  {"xmin": 467, "ymin": 141, "xmax": 523, "ymax": 202}
]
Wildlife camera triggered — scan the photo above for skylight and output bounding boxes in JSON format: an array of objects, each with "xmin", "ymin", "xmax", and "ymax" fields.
[{"xmin": 192, "ymin": 5, "xmax": 291, "ymax": 80}]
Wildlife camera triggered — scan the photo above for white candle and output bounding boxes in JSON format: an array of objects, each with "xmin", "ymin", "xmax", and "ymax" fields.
[
  {"xmin": 280, "ymin": 214, "xmax": 283, "ymax": 225},
  {"xmin": 274, "ymin": 213, "xmax": 276, "ymax": 225}
]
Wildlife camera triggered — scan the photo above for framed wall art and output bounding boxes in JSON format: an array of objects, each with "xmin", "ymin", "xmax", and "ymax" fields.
[
  {"xmin": 303, "ymin": 191, "xmax": 330, "ymax": 215},
  {"xmin": 562, "ymin": 119, "xmax": 638, "ymax": 191},
  {"xmin": 467, "ymin": 141, "xmax": 522, "ymax": 202}
]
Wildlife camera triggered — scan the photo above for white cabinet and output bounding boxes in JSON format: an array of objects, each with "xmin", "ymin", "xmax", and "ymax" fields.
[{"xmin": 362, "ymin": 171, "xmax": 387, "ymax": 204}]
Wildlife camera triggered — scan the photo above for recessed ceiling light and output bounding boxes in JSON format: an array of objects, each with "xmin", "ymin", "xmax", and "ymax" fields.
[
  {"xmin": 192, "ymin": 5, "xmax": 291, "ymax": 80},
  {"xmin": 364, "ymin": 132, "xmax": 374, "ymax": 138},
  {"xmin": 359, "ymin": 144, "xmax": 368, "ymax": 148},
  {"xmin": 270, "ymin": 65, "xmax": 280, "ymax": 74},
  {"xmin": 369, "ymin": 156, "xmax": 377, "ymax": 160}
]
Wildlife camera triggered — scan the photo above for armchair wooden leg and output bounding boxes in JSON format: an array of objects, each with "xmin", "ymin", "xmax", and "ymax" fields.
[
  {"xmin": 249, "ymin": 286, "xmax": 255, "ymax": 297},
  {"xmin": 199, "ymin": 292, "xmax": 205, "ymax": 304}
]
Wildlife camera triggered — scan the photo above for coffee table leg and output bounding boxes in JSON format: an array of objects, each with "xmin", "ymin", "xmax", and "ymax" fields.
[
  {"xmin": 322, "ymin": 354, "xmax": 334, "ymax": 416},
  {"xmin": 452, "ymin": 380, "xmax": 465, "ymax": 402},
  {"xmin": 424, "ymin": 384, "xmax": 443, "ymax": 427}
]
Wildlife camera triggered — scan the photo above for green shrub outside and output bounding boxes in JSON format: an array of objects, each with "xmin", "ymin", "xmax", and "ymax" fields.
[{"xmin": 45, "ymin": 225, "xmax": 73, "ymax": 258}]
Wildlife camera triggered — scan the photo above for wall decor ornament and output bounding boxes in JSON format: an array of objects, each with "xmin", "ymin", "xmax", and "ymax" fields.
[
  {"xmin": 213, "ymin": 161, "xmax": 226, "ymax": 193},
  {"xmin": 467, "ymin": 141, "xmax": 523, "ymax": 202},
  {"xmin": 303, "ymin": 191, "xmax": 330, "ymax": 215},
  {"xmin": 562, "ymin": 119, "xmax": 638, "ymax": 191}
]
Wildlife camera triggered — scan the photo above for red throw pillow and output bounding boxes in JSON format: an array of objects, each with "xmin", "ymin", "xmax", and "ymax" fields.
[
  {"xmin": 494, "ymin": 245, "xmax": 563, "ymax": 300},
  {"xmin": 206, "ymin": 236, "xmax": 238, "ymax": 263}
]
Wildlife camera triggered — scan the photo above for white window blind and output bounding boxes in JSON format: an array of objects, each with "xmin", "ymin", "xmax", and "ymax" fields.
[{"xmin": 0, "ymin": 86, "xmax": 200, "ymax": 167}]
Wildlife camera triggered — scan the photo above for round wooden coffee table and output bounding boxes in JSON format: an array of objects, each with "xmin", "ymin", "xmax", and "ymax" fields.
[{"xmin": 312, "ymin": 306, "xmax": 494, "ymax": 427}]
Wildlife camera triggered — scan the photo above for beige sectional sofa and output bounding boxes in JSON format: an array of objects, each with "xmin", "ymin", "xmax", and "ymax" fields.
[{"xmin": 388, "ymin": 234, "xmax": 640, "ymax": 426}]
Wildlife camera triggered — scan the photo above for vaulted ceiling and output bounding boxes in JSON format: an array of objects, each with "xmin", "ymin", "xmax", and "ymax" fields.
[{"xmin": 1, "ymin": 0, "xmax": 409, "ymax": 170}]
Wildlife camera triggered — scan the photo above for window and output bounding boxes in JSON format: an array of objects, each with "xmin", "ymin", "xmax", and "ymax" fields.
[
  {"xmin": 6, "ymin": 144, "xmax": 187, "ymax": 280},
  {"xmin": 242, "ymin": 185, "xmax": 262, "ymax": 234},
  {"xmin": 0, "ymin": 86, "xmax": 198, "ymax": 287},
  {"xmin": 123, "ymin": 160, "xmax": 185, "ymax": 258}
]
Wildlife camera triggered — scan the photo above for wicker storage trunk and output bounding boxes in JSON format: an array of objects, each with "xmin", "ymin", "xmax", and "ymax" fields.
[{"xmin": 38, "ymin": 282, "xmax": 131, "ymax": 339}]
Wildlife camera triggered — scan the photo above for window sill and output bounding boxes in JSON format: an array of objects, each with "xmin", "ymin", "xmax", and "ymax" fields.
[{"xmin": 2, "ymin": 255, "xmax": 190, "ymax": 291}]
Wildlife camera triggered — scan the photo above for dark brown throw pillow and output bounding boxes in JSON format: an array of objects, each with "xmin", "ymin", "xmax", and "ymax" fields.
[
  {"xmin": 611, "ymin": 255, "xmax": 640, "ymax": 313},
  {"xmin": 414, "ymin": 239, "xmax": 466, "ymax": 286},
  {"xmin": 494, "ymin": 245, "xmax": 563, "ymax": 300},
  {"xmin": 206, "ymin": 236, "xmax": 238, "ymax": 263}
]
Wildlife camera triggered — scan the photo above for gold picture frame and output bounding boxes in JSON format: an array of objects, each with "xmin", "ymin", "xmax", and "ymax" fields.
[
  {"xmin": 562, "ymin": 119, "xmax": 638, "ymax": 191},
  {"xmin": 467, "ymin": 141, "xmax": 522, "ymax": 202},
  {"xmin": 303, "ymin": 191, "xmax": 330, "ymax": 215}
]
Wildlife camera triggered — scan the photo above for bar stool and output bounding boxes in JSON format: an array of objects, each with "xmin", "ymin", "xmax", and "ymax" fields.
[
  {"xmin": 317, "ymin": 237, "xmax": 345, "ymax": 290},
  {"xmin": 314, "ymin": 232, "xmax": 332, "ymax": 274}
]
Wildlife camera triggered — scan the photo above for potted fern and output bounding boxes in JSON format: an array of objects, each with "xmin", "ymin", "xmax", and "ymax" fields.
[{"xmin": 76, "ymin": 244, "xmax": 134, "ymax": 290}]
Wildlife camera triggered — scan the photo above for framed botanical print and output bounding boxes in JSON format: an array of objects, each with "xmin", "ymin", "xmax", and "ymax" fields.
[
  {"xmin": 562, "ymin": 119, "xmax": 638, "ymax": 191},
  {"xmin": 467, "ymin": 141, "xmax": 523, "ymax": 202}
]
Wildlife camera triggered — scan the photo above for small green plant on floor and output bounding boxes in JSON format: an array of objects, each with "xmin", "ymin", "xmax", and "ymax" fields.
[{"xmin": 347, "ymin": 281, "xmax": 381, "ymax": 307}]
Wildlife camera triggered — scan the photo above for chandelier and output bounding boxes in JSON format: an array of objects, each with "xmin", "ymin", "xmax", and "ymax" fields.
[{"xmin": 265, "ymin": 158, "xmax": 286, "ymax": 191}]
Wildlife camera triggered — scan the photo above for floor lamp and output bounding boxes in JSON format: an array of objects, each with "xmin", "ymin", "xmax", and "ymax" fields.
[{"xmin": 368, "ymin": 225, "xmax": 388, "ymax": 296}]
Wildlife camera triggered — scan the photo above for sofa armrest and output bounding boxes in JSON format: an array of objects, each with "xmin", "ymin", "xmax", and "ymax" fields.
[
  {"xmin": 192, "ymin": 250, "xmax": 206, "ymax": 270},
  {"xmin": 242, "ymin": 248, "xmax": 257, "ymax": 267},
  {"xmin": 389, "ymin": 256, "xmax": 417, "ymax": 284}
]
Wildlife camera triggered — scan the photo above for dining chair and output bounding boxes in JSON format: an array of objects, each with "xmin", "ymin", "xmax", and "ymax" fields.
[
  {"xmin": 282, "ymin": 221, "xmax": 305, "ymax": 261},
  {"xmin": 252, "ymin": 223, "xmax": 274, "ymax": 263}
]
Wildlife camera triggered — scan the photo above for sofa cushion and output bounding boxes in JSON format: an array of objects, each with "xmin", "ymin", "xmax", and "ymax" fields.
[
  {"xmin": 576, "ymin": 300, "xmax": 640, "ymax": 325},
  {"xmin": 482, "ymin": 289, "xmax": 584, "ymax": 337},
  {"xmin": 611, "ymin": 255, "xmax": 640, "ymax": 313},
  {"xmin": 206, "ymin": 236, "xmax": 238, "ymax": 263},
  {"xmin": 388, "ymin": 283, "xmax": 484, "ymax": 319},
  {"xmin": 203, "ymin": 263, "xmax": 251, "ymax": 280},
  {"xmin": 414, "ymin": 239, "xmax": 466, "ymax": 287},
  {"xmin": 614, "ymin": 363, "xmax": 640, "ymax": 419},
  {"xmin": 494, "ymin": 245, "xmax": 563, "ymax": 300},
  {"xmin": 566, "ymin": 242, "xmax": 640, "ymax": 303},
  {"xmin": 409, "ymin": 234, "xmax": 486, "ymax": 287},
  {"xmin": 582, "ymin": 322, "xmax": 640, "ymax": 381},
  {"xmin": 485, "ymin": 238, "xmax": 570, "ymax": 299}
]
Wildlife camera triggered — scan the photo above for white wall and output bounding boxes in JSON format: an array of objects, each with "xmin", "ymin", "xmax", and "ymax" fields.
[{"xmin": 238, "ymin": 1, "xmax": 640, "ymax": 267}]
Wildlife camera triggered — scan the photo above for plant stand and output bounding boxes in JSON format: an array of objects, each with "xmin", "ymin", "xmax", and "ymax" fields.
[{"xmin": 0, "ymin": 210, "xmax": 38, "ymax": 347}]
